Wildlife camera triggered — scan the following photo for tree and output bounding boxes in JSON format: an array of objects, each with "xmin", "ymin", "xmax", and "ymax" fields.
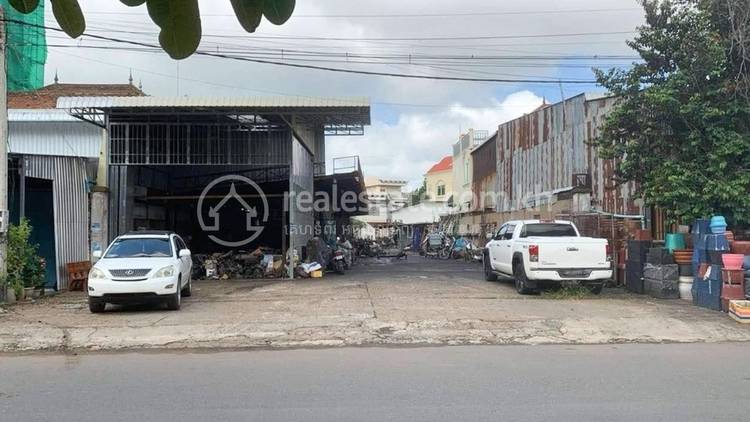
[
  {"xmin": 594, "ymin": 0, "xmax": 750, "ymax": 225},
  {"xmin": 410, "ymin": 179, "xmax": 428, "ymax": 206},
  {"xmin": 6, "ymin": 0, "xmax": 296, "ymax": 59}
]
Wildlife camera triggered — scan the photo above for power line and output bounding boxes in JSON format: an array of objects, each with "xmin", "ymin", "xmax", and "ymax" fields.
[
  {"xmin": 80, "ymin": 7, "xmax": 641, "ymax": 19},
  {"xmin": 7, "ymin": 19, "xmax": 603, "ymax": 84},
  {"xmin": 45, "ymin": 18, "xmax": 636, "ymax": 42},
  {"xmin": 49, "ymin": 49, "xmax": 580, "ymax": 110}
]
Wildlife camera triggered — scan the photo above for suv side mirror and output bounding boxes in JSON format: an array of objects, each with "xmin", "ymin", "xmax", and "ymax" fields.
[
  {"xmin": 92, "ymin": 250, "xmax": 102, "ymax": 259},
  {"xmin": 179, "ymin": 249, "xmax": 191, "ymax": 258},
  {"xmin": 486, "ymin": 232, "xmax": 494, "ymax": 240}
]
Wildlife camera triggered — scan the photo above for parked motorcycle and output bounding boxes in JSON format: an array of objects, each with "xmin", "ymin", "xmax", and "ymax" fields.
[{"xmin": 331, "ymin": 248, "xmax": 346, "ymax": 274}]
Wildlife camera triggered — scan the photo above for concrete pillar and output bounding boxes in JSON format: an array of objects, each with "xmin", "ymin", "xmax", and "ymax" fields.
[{"xmin": 90, "ymin": 189, "xmax": 108, "ymax": 261}]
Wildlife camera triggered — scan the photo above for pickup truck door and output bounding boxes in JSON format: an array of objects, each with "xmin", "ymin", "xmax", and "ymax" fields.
[
  {"xmin": 489, "ymin": 225, "xmax": 507, "ymax": 272},
  {"xmin": 496, "ymin": 224, "xmax": 516, "ymax": 274}
]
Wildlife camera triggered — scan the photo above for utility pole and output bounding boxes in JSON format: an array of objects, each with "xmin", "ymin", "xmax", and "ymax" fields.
[{"xmin": 0, "ymin": 7, "xmax": 8, "ymax": 302}]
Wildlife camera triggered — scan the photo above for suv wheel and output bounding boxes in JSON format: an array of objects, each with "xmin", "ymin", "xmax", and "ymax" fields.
[
  {"xmin": 89, "ymin": 298, "xmax": 106, "ymax": 313},
  {"xmin": 181, "ymin": 278, "xmax": 192, "ymax": 297},
  {"xmin": 166, "ymin": 281, "xmax": 181, "ymax": 311}
]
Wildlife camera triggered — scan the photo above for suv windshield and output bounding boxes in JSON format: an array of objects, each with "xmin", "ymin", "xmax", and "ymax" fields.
[
  {"xmin": 520, "ymin": 224, "xmax": 577, "ymax": 238},
  {"xmin": 104, "ymin": 238, "xmax": 173, "ymax": 258}
]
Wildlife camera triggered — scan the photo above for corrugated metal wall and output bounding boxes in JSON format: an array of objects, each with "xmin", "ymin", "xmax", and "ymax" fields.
[
  {"xmin": 471, "ymin": 134, "xmax": 497, "ymax": 211},
  {"xmin": 9, "ymin": 120, "xmax": 102, "ymax": 158},
  {"xmin": 585, "ymin": 98, "xmax": 641, "ymax": 215},
  {"xmin": 493, "ymin": 94, "xmax": 640, "ymax": 215},
  {"xmin": 24, "ymin": 155, "xmax": 90, "ymax": 290}
]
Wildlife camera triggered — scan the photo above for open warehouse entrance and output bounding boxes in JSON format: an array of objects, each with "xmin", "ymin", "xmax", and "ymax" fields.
[{"xmin": 60, "ymin": 96, "xmax": 371, "ymax": 266}]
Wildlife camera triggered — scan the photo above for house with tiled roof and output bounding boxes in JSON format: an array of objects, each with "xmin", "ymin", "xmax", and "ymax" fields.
[{"xmin": 425, "ymin": 156, "xmax": 453, "ymax": 204}]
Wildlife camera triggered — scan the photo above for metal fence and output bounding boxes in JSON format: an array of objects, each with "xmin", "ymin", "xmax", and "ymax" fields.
[{"xmin": 109, "ymin": 122, "xmax": 290, "ymax": 166}]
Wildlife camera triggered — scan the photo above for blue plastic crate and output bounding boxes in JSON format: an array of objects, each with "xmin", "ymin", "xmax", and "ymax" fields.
[
  {"xmin": 693, "ymin": 233, "xmax": 707, "ymax": 250},
  {"xmin": 694, "ymin": 278, "xmax": 722, "ymax": 297},
  {"xmin": 708, "ymin": 264, "xmax": 723, "ymax": 281},
  {"xmin": 695, "ymin": 289, "xmax": 722, "ymax": 311},
  {"xmin": 691, "ymin": 248, "xmax": 708, "ymax": 264}
]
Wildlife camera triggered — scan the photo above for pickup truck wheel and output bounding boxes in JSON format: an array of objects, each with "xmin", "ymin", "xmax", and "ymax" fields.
[
  {"xmin": 513, "ymin": 261, "xmax": 534, "ymax": 295},
  {"xmin": 483, "ymin": 253, "xmax": 498, "ymax": 281},
  {"xmin": 587, "ymin": 283, "xmax": 604, "ymax": 295}
]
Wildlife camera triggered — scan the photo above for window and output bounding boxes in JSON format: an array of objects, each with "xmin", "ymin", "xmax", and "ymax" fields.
[
  {"xmin": 437, "ymin": 184, "xmax": 446, "ymax": 197},
  {"xmin": 519, "ymin": 224, "xmax": 578, "ymax": 238},
  {"xmin": 494, "ymin": 225, "xmax": 507, "ymax": 240},
  {"xmin": 104, "ymin": 238, "xmax": 173, "ymax": 259},
  {"xmin": 503, "ymin": 225, "xmax": 516, "ymax": 240},
  {"xmin": 175, "ymin": 236, "xmax": 188, "ymax": 252}
]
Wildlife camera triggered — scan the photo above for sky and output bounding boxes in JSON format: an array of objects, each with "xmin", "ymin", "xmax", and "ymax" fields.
[{"xmin": 41, "ymin": 0, "xmax": 645, "ymax": 189}]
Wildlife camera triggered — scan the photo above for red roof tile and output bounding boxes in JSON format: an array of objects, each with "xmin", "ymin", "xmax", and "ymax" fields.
[
  {"xmin": 427, "ymin": 156, "xmax": 453, "ymax": 174},
  {"xmin": 9, "ymin": 83, "xmax": 146, "ymax": 109}
]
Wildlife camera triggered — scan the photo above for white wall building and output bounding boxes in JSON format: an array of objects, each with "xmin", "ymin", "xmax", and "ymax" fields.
[{"xmin": 451, "ymin": 128, "xmax": 488, "ymax": 212}]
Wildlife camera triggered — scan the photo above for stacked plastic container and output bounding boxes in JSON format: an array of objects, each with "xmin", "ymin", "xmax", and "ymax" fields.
[
  {"xmin": 692, "ymin": 218, "xmax": 725, "ymax": 311},
  {"xmin": 626, "ymin": 240, "xmax": 651, "ymax": 294}
]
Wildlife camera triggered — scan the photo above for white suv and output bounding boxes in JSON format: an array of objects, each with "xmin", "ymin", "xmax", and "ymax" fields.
[{"xmin": 88, "ymin": 231, "xmax": 193, "ymax": 313}]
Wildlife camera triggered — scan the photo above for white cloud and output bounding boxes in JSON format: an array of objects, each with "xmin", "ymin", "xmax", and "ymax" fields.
[{"xmin": 326, "ymin": 90, "xmax": 543, "ymax": 188}]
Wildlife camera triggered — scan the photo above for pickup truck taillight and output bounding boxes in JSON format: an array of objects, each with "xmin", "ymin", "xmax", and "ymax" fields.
[
  {"xmin": 606, "ymin": 244, "xmax": 612, "ymax": 262},
  {"xmin": 529, "ymin": 244, "xmax": 539, "ymax": 262}
]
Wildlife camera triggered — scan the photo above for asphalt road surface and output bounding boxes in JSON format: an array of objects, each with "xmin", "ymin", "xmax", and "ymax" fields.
[{"xmin": 2, "ymin": 343, "xmax": 750, "ymax": 422}]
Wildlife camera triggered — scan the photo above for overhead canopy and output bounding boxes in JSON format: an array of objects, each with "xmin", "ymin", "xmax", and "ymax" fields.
[{"xmin": 56, "ymin": 96, "xmax": 371, "ymax": 135}]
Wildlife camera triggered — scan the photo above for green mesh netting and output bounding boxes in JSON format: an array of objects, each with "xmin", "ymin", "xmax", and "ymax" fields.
[{"xmin": 2, "ymin": 2, "xmax": 47, "ymax": 92}]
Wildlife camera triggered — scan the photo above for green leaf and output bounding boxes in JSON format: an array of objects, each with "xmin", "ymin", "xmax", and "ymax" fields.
[
  {"xmin": 50, "ymin": 0, "xmax": 85, "ymax": 38},
  {"xmin": 263, "ymin": 0, "xmax": 295, "ymax": 25},
  {"xmin": 147, "ymin": 0, "xmax": 202, "ymax": 60},
  {"xmin": 8, "ymin": 0, "xmax": 39, "ymax": 14},
  {"xmin": 120, "ymin": 0, "xmax": 146, "ymax": 6},
  {"xmin": 230, "ymin": 0, "xmax": 264, "ymax": 33}
]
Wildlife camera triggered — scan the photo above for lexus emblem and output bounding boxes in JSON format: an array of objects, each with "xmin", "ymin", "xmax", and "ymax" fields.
[{"xmin": 125, "ymin": 270, "xmax": 134, "ymax": 276}]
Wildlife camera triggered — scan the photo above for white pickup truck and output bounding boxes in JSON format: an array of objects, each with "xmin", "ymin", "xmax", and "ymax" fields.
[{"xmin": 483, "ymin": 220, "xmax": 612, "ymax": 295}]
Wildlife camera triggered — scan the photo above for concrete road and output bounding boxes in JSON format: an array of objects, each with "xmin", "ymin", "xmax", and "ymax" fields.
[
  {"xmin": 2, "ymin": 256, "xmax": 750, "ymax": 352},
  {"xmin": 2, "ymin": 343, "xmax": 750, "ymax": 422}
]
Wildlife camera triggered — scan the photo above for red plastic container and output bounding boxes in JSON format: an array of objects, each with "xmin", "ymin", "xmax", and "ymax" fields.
[
  {"xmin": 721, "ymin": 269, "xmax": 745, "ymax": 284},
  {"xmin": 721, "ymin": 271, "xmax": 745, "ymax": 312},
  {"xmin": 722, "ymin": 254, "xmax": 745, "ymax": 270},
  {"xmin": 731, "ymin": 241, "xmax": 750, "ymax": 255}
]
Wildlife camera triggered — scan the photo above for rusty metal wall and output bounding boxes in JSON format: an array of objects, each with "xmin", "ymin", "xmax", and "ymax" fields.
[
  {"xmin": 584, "ymin": 97, "xmax": 641, "ymax": 215},
  {"xmin": 493, "ymin": 94, "xmax": 640, "ymax": 216},
  {"xmin": 471, "ymin": 134, "xmax": 497, "ymax": 211}
]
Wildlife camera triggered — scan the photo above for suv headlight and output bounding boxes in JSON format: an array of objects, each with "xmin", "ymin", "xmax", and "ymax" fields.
[
  {"xmin": 89, "ymin": 268, "xmax": 106, "ymax": 280},
  {"xmin": 154, "ymin": 266, "xmax": 175, "ymax": 278}
]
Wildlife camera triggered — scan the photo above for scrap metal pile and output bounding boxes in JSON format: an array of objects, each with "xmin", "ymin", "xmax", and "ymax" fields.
[{"xmin": 192, "ymin": 247, "xmax": 286, "ymax": 280}]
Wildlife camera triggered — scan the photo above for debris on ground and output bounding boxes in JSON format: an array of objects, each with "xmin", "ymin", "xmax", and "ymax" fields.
[{"xmin": 192, "ymin": 247, "xmax": 285, "ymax": 280}]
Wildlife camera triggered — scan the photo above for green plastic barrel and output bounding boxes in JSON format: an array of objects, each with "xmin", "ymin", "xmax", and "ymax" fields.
[{"xmin": 665, "ymin": 233, "xmax": 686, "ymax": 253}]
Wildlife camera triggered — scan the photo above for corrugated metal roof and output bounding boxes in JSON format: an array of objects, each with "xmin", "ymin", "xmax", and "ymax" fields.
[
  {"xmin": 9, "ymin": 109, "xmax": 80, "ymax": 122},
  {"xmin": 56, "ymin": 96, "xmax": 370, "ymax": 109}
]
